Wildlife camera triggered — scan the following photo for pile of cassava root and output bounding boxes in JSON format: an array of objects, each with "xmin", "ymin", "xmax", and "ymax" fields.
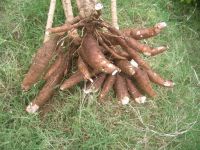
[{"xmin": 22, "ymin": 0, "xmax": 174, "ymax": 113}]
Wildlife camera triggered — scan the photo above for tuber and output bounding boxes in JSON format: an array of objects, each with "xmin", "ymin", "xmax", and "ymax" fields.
[
  {"xmin": 84, "ymin": 73, "xmax": 106, "ymax": 93},
  {"xmin": 60, "ymin": 71, "xmax": 84, "ymax": 90},
  {"xmin": 23, "ymin": 2, "xmax": 175, "ymax": 113},
  {"xmin": 126, "ymin": 78, "xmax": 146, "ymax": 104},
  {"xmin": 26, "ymin": 49, "xmax": 67, "ymax": 113},
  {"xmin": 79, "ymin": 33, "xmax": 120, "ymax": 74},
  {"xmin": 114, "ymin": 74, "xmax": 130, "ymax": 105},
  {"xmin": 22, "ymin": 35, "xmax": 60, "ymax": 91},
  {"xmin": 146, "ymin": 69, "xmax": 174, "ymax": 87},
  {"xmin": 77, "ymin": 56, "xmax": 93, "ymax": 82},
  {"xmin": 123, "ymin": 22, "xmax": 167, "ymax": 40},
  {"xmin": 133, "ymin": 68, "xmax": 156, "ymax": 97},
  {"xmin": 98, "ymin": 74, "xmax": 116, "ymax": 102},
  {"xmin": 115, "ymin": 59, "xmax": 136, "ymax": 76}
]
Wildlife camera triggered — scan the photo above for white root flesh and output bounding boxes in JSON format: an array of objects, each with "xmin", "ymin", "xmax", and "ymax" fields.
[
  {"xmin": 155, "ymin": 22, "xmax": 167, "ymax": 29},
  {"xmin": 130, "ymin": 59, "xmax": 138, "ymax": 68},
  {"xmin": 164, "ymin": 81, "xmax": 175, "ymax": 87},
  {"xmin": 121, "ymin": 96, "xmax": 130, "ymax": 105},
  {"xmin": 26, "ymin": 103, "xmax": 39, "ymax": 113},
  {"xmin": 135, "ymin": 96, "xmax": 147, "ymax": 104}
]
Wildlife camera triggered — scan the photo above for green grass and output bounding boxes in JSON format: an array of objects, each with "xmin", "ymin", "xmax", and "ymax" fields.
[{"xmin": 0, "ymin": 0, "xmax": 200, "ymax": 149}]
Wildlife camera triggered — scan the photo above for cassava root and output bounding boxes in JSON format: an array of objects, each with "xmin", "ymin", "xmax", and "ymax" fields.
[{"xmin": 22, "ymin": 1, "xmax": 174, "ymax": 113}]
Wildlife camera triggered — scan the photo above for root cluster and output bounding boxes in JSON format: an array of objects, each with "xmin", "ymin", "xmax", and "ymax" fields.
[{"xmin": 22, "ymin": 4, "xmax": 174, "ymax": 113}]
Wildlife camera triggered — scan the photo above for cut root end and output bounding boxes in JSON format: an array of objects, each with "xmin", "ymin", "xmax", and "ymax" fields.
[
  {"xmin": 135, "ymin": 96, "xmax": 146, "ymax": 104},
  {"xmin": 26, "ymin": 103, "xmax": 39, "ymax": 113},
  {"xmin": 95, "ymin": 3, "xmax": 103, "ymax": 10},
  {"xmin": 156, "ymin": 22, "xmax": 167, "ymax": 29},
  {"xmin": 121, "ymin": 96, "xmax": 130, "ymax": 105},
  {"xmin": 60, "ymin": 86, "xmax": 65, "ymax": 91},
  {"xmin": 164, "ymin": 80, "xmax": 175, "ymax": 87}
]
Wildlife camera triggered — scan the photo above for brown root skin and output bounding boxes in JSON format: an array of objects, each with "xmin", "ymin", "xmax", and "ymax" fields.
[
  {"xmin": 60, "ymin": 71, "xmax": 84, "ymax": 90},
  {"xmin": 71, "ymin": 36, "xmax": 82, "ymax": 46},
  {"xmin": 64, "ymin": 44, "xmax": 79, "ymax": 75},
  {"xmin": 79, "ymin": 33, "xmax": 120, "ymax": 74},
  {"xmin": 149, "ymin": 46, "xmax": 167, "ymax": 56},
  {"xmin": 23, "ymin": 12, "xmax": 173, "ymax": 109},
  {"xmin": 48, "ymin": 21, "xmax": 84, "ymax": 33},
  {"xmin": 133, "ymin": 68, "xmax": 156, "ymax": 97},
  {"xmin": 22, "ymin": 35, "xmax": 60, "ymax": 91},
  {"xmin": 125, "ymin": 37, "xmax": 152, "ymax": 53},
  {"xmin": 77, "ymin": 56, "xmax": 92, "ymax": 82},
  {"xmin": 26, "ymin": 50, "xmax": 67, "ymax": 113},
  {"xmin": 123, "ymin": 22, "xmax": 167, "ymax": 40},
  {"xmin": 67, "ymin": 15, "xmax": 82, "ymax": 25},
  {"xmin": 112, "ymin": 46, "xmax": 130, "ymax": 58},
  {"xmin": 68, "ymin": 31, "xmax": 82, "ymax": 46},
  {"xmin": 44, "ymin": 41, "xmax": 77, "ymax": 80},
  {"xmin": 114, "ymin": 74, "xmax": 130, "ymax": 105},
  {"xmin": 116, "ymin": 38, "xmax": 151, "ymax": 70},
  {"xmin": 126, "ymin": 48, "xmax": 151, "ymax": 70},
  {"xmin": 146, "ymin": 69, "xmax": 174, "ymax": 87},
  {"xmin": 115, "ymin": 59, "xmax": 136, "ymax": 76},
  {"xmin": 126, "ymin": 78, "xmax": 146, "ymax": 104},
  {"xmin": 125, "ymin": 37, "xmax": 167, "ymax": 56},
  {"xmin": 84, "ymin": 73, "xmax": 106, "ymax": 93},
  {"xmin": 26, "ymin": 73, "xmax": 62, "ymax": 113},
  {"xmin": 44, "ymin": 48, "xmax": 63, "ymax": 80},
  {"xmin": 97, "ymin": 35, "xmax": 126, "ymax": 60},
  {"xmin": 105, "ymin": 26, "xmax": 151, "ymax": 70},
  {"xmin": 100, "ymin": 32, "xmax": 119, "ymax": 46},
  {"xmin": 60, "ymin": 69, "xmax": 100, "ymax": 91},
  {"xmin": 98, "ymin": 32, "xmax": 129, "ymax": 58},
  {"xmin": 98, "ymin": 74, "xmax": 116, "ymax": 102}
]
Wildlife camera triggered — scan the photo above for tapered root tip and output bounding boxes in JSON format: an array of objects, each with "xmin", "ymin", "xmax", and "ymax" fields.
[
  {"xmin": 135, "ymin": 96, "xmax": 146, "ymax": 104},
  {"xmin": 156, "ymin": 22, "xmax": 167, "ymax": 29},
  {"xmin": 26, "ymin": 103, "xmax": 39, "ymax": 113},
  {"xmin": 151, "ymin": 46, "xmax": 168, "ymax": 56},
  {"xmin": 121, "ymin": 96, "xmax": 130, "ymax": 105},
  {"xmin": 164, "ymin": 80, "xmax": 175, "ymax": 87}
]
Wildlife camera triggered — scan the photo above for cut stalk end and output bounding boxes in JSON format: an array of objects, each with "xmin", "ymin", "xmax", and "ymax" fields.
[{"xmin": 95, "ymin": 3, "xmax": 103, "ymax": 10}]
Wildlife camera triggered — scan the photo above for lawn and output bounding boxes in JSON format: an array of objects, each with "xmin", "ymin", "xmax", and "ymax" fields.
[{"xmin": 0, "ymin": 0, "xmax": 200, "ymax": 149}]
